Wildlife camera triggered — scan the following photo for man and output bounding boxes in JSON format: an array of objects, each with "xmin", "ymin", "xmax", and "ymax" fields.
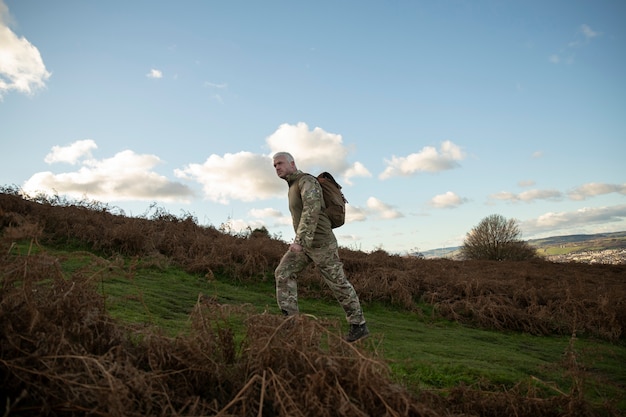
[{"xmin": 272, "ymin": 152, "xmax": 369, "ymax": 342}]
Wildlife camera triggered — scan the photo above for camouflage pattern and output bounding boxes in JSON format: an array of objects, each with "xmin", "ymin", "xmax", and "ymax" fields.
[
  {"xmin": 288, "ymin": 172, "xmax": 333, "ymax": 248},
  {"xmin": 275, "ymin": 170, "xmax": 365, "ymax": 325},
  {"xmin": 275, "ymin": 240, "xmax": 365, "ymax": 324}
]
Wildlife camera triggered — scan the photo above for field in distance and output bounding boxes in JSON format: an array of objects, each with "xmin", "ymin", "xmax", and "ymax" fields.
[{"xmin": 420, "ymin": 230, "xmax": 626, "ymax": 260}]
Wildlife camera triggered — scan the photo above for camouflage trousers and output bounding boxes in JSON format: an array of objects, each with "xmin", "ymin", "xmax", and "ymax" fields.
[{"xmin": 274, "ymin": 241, "xmax": 365, "ymax": 325}]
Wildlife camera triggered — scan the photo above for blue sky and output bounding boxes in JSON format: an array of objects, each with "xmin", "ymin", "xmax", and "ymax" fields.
[{"xmin": 1, "ymin": 0, "xmax": 625, "ymax": 254}]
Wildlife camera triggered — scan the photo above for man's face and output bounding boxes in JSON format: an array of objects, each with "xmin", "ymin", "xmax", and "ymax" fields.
[{"xmin": 273, "ymin": 155, "xmax": 295, "ymax": 179}]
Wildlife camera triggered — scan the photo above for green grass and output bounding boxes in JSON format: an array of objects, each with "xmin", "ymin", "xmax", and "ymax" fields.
[
  {"xmin": 33, "ymin": 245, "xmax": 626, "ymax": 410},
  {"xmin": 539, "ymin": 245, "xmax": 599, "ymax": 256},
  {"xmin": 540, "ymin": 247, "xmax": 578, "ymax": 256}
]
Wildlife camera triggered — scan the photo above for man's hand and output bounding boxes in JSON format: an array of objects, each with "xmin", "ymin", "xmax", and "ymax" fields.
[{"xmin": 289, "ymin": 242, "xmax": 303, "ymax": 252}]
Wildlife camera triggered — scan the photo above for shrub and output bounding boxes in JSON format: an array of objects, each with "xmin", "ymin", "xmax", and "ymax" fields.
[{"xmin": 461, "ymin": 214, "xmax": 537, "ymax": 261}]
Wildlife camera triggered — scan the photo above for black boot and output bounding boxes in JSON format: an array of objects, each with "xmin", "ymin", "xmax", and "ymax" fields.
[{"xmin": 346, "ymin": 323, "xmax": 369, "ymax": 342}]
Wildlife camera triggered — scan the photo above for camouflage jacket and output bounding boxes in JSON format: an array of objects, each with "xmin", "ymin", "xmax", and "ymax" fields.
[{"xmin": 286, "ymin": 170, "xmax": 335, "ymax": 249}]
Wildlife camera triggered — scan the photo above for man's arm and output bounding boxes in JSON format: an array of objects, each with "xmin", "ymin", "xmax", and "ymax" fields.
[{"xmin": 293, "ymin": 175, "xmax": 322, "ymax": 250}]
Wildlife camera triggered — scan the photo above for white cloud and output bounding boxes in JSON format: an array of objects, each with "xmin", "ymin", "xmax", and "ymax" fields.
[
  {"xmin": 146, "ymin": 69, "xmax": 163, "ymax": 79},
  {"xmin": 580, "ymin": 24, "xmax": 599, "ymax": 40},
  {"xmin": 209, "ymin": 93, "xmax": 223, "ymax": 103},
  {"xmin": 247, "ymin": 207, "xmax": 292, "ymax": 228},
  {"xmin": 221, "ymin": 217, "xmax": 267, "ymax": 234},
  {"xmin": 518, "ymin": 189, "xmax": 562, "ymax": 201},
  {"xmin": 221, "ymin": 207, "xmax": 292, "ymax": 235},
  {"xmin": 0, "ymin": 2, "xmax": 51, "ymax": 99},
  {"xmin": 175, "ymin": 151, "xmax": 278, "ymax": 204},
  {"xmin": 531, "ymin": 151, "xmax": 543, "ymax": 158},
  {"xmin": 343, "ymin": 161, "xmax": 372, "ymax": 186},
  {"xmin": 490, "ymin": 182, "xmax": 625, "ymax": 205},
  {"xmin": 266, "ymin": 122, "xmax": 367, "ymax": 179},
  {"xmin": 265, "ymin": 122, "xmax": 370, "ymax": 185},
  {"xmin": 204, "ymin": 81, "xmax": 227, "ymax": 89},
  {"xmin": 93, "ymin": 122, "xmax": 368, "ymax": 207},
  {"xmin": 552, "ymin": 23, "xmax": 601, "ymax": 64},
  {"xmin": 346, "ymin": 204, "xmax": 367, "ymax": 223},
  {"xmin": 379, "ymin": 140, "xmax": 465, "ymax": 179},
  {"xmin": 490, "ymin": 191, "xmax": 516, "ymax": 201},
  {"xmin": 429, "ymin": 191, "xmax": 467, "ymax": 209},
  {"xmin": 489, "ymin": 188, "xmax": 562, "ymax": 203},
  {"xmin": 518, "ymin": 180, "xmax": 535, "ymax": 187},
  {"xmin": 44, "ymin": 139, "xmax": 97, "ymax": 164},
  {"xmin": 24, "ymin": 146, "xmax": 194, "ymax": 202},
  {"xmin": 522, "ymin": 205, "xmax": 626, "ymax": 235},
  {"xmin": 568, "ymin": 182, "xmax": 626, "ymax": 201},
  {"xmin": 204, "ymin": 81, "xmax": 227, "ymax": 103},
  {"xmin": 366, "ymin": 197, "xmax": 403, "ymax": 219},
  {"xmin": 249, "ymin": 207, "xmax": 282, "ymax": 219},
  {"xmin": 18, "ymin": 124, "xmax": 375, "ymax": 218},
  {"xmin": 568, "ymin": 24, "xmax": 601, "ymax": 48}
]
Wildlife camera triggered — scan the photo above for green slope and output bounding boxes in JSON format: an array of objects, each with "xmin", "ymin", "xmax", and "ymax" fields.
[{"xmin": 52, "ymin": 246, "xmax": 626, "ymax": 410}]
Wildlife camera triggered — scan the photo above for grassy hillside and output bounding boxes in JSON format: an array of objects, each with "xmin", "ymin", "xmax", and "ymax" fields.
[
  {"xmin": 79, "ymin": 250, "xmax": 623, "ymax": 392},
  {"xmin": 1, "ymin": 190, "xmax": 625, "ymax": 416}
]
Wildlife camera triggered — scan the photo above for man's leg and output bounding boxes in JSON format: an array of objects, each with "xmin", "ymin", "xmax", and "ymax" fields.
[
  {"xmin": 274, "ymin": 250, "xmax": 310, "ymax": 315},
  {"xmin": 310, "ymin": 242, "xmax": 365, "ymax": 325}
]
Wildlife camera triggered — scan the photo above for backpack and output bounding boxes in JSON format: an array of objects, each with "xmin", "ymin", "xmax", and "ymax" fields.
[{"xmin": 316, "ymin": 172, "xmax": 347, "ymax": 228}]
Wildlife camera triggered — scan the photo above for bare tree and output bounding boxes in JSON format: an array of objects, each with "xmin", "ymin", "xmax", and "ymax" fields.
[{"xmin": 461, "ymin": 214, "xmax": 537, "ymax": 261}]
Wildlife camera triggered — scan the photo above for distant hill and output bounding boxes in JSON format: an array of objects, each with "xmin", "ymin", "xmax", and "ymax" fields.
[
  {"xmin": 418, "ymin": 231, "xmax": 626, "ymax": 259},
  {"xmin": 529, "ymin": 231, "xmax": 626, "ymax": 255},
  {"xmin": 418, "ymin": 246, "xmax": 461, "ymax": 259}
]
